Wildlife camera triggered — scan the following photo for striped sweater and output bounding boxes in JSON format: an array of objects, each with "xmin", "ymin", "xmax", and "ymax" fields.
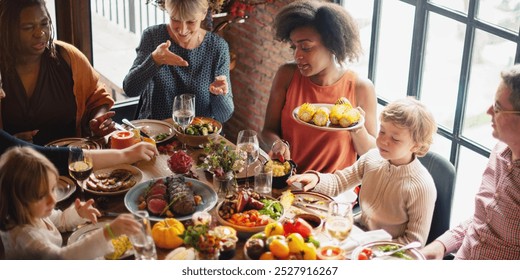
[{"xmin": 314, "ymin": 148, "xmax": 436, "ymax": 246}]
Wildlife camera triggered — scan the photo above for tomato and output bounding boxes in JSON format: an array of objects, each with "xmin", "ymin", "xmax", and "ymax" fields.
[
  {"xmin": 265, "ymin": 235, "xmax": 285, "ymax": 248},
  {"xmin": 302, "ymin": 242, "xmax": 317, "ymax": 260},
  {"xmin": 269, "ymin": 239, "xmax": 290, "ymax": 259},
  {"xmin": 361, "ymin": 248, "xmax": 373, "ymax": 259},
  {"xmin": 259, "ymin": 251, "xmax": 276, "ymax": 260},
  {"xmin": 282, "ymin": 218, "xmax": 313, "ymax": 238},
  {"xmin": 286, "ymin": 233, "xmax": 305, "ymax": 254},
  {"xmin": 264, "ymin": 222, "xmax": 284, "ymax": 237},
  {"xmin": 357, "ymin": 252, "xmax": 369, "ymax": 260}
]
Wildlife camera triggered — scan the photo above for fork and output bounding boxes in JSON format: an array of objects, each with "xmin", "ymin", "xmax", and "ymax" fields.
[{"xmin": 372, "ymin": 241, "xmax": 421, "ymax": 258}]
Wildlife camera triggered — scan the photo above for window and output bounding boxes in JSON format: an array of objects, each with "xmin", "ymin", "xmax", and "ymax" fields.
[
  {"xmin": 90, "ymin": 0, "xmax": 168, "ymax": 102},
  {"xmin": 341, "ymin": 0, "xmax": 520, "ymax": 227}
]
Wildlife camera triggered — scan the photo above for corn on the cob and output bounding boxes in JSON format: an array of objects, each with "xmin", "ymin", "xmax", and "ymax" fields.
[
  {"xmin": 312, "ymin": 106, "xmax": 330, "ymax": 126},
  {"xmin": 339, "ymin": 108, "xmax": 361, "ymax": 128},
  {"xmin": 335, "ymin": 97, "xmax": 353, "ymax": 108},
  {"xmin": 330, "ymin": 103, "xmax": 350, "ymax": 125},
  {"xmin": 297, "ymin": 103, "xmax": 317, "ymax": 122}
]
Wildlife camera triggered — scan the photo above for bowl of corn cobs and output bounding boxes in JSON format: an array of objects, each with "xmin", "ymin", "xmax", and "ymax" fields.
[
  {"xmin": 264, "ymin": 159, "xmax": 297, "ymax": 189},
  {"xmin": 173, "ymin": 116, "xmax": 222, "ymax": 147}
]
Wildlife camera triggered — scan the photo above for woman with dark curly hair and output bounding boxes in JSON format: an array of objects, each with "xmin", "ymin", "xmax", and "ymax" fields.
[
  {"xmin": 0, "ymin": 0, "xmax": 116, "ymax": 145},
  {"xmin": 261, "ymin": 0, "xmax": 377, "ymax": 173}
]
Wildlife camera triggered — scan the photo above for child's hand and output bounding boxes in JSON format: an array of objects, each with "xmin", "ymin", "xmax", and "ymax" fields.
[
  {"xmin": 286, "ymin": 173, "xmax": 319, "ymax": 191},
  {"xmin": 74, "ymin": 198, "xmax": 101, "ymax": 223},
  {"xmin": 109, "ymin": 214, "xmax": 141, "ymax": 237}
]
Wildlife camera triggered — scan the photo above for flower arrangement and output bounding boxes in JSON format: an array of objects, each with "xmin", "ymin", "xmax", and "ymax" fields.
[
  {"xmin": 227, "ymin": 0, "xmax": 276, "ymax": 18},
  {"xmin": 199, "ymin": 140, "xmax": 245, "ymax": 178}
]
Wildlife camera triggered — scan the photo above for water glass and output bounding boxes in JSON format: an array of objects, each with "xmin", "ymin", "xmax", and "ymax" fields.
[
  {"xmin": 254, "ymin": 165, "xmax": 272, "ymax": 196},
  {"xmin": 129, "ymin": 210, "xmax": 157, "ymax": 260}
]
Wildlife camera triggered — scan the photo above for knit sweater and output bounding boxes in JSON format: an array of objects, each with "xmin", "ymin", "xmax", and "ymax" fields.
[
  {"xmin": 123, "ymin": 25, "xmax": 234, "ymax": 123},
  {"xmin": 0, "ymin": 206, "xmax": 110, "ymax": 259},
  {"xmin": 314, "ymin": 149, "xmax": 436, "ymax": 246}
]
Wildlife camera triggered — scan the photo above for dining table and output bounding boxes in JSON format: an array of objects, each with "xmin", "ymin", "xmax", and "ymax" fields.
[{"xmin": 52, "ymin": 121, "xmax": 381, "ymax": 261}]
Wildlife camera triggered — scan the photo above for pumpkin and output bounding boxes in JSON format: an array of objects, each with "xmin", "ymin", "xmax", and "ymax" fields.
[{"xmin": 151, "ymin": 218, "xmax": 185, "ymax": 249}]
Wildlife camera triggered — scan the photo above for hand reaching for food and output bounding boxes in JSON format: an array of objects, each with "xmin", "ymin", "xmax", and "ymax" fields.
[{"xmin": 286, "ymin": 173, "xmax": 319, "ymax": 192}]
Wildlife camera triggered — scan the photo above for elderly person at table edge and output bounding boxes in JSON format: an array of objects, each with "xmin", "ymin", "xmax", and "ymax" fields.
[
  {"xmin": 0, "ymin": 0, "xmax": 116, "ymax": 146},
  {"xmin": 420, "ymin": 64, "xmax": 520, "ymax": 260},
  {"xmin": 260, "ymin": 0, "xmax": 377, "ymax": 173},
  {"xmin": 0, "ymin": 71, "xmax": 158, "ymax": 176},
  {"xmin": 123, "ymin": 0, "xmax": 234, "ymax": 123}
]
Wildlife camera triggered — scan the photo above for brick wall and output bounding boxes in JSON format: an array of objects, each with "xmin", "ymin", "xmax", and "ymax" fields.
[{"xmin": 217, "ymin": 0, "xmax": 294, "ymax": 144}]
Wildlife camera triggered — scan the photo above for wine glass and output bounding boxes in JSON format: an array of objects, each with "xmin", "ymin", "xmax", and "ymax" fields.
[
  {"xmin": 325, "ymin": 201, "xmax": 354, "ymax": 247},
  {"xmin": 173, "ymin": 94, "xmax": 195, "ymax": 151},
  {"xmin": 68, "ymin": 147, "xmax": 93, "ymax": 200},
  {"xmin": 236, "ymin": 130, "xmax": 259, "ymax": 189},
  {"xmin": 129, "ymin": 210, "xmax": 157, "ymax": 260}
]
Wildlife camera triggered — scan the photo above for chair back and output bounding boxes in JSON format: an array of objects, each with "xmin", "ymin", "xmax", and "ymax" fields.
[{"xmin": 418, "ymin": 151, "xmax": 457, "ymax": 244}]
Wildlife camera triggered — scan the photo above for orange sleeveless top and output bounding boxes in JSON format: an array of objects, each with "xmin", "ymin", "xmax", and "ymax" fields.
[{"xmin": 281, "ymin": 69, "xmax": 357, "ymax": 173}]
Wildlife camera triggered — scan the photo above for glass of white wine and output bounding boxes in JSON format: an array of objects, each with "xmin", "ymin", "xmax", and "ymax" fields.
[
  {"xmin": 173, "ymin": 94, "xmax": 195, "ymax": 151},
  {"xmin": 236, "ymin": 129, "xmax": 259, "ymax": 189},
  {"xmin": 68, "ymin": 147, "xmax": 93, "ymax": 200},
  {"xmin": 325, "ymin": 201, "xmax": 354, "ymax": 246}
]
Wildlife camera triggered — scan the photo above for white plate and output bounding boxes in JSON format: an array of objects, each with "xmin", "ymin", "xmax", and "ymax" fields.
[
  {"xmin": 56, "ymin": 176, "xmax": 76, "ymax": 202},
  {"xmin": 85, "ymin": 164, "xmax": 143, "ymax": 196},
  {"xmin": 45, "ymin": 138, "xmax": 101, "ymax": 149},
  {"xmin": 124, "ymin": 175, "xmax": 218, "ymax": 222},
  {"xmin": 351, "ymin": 241, "xmax": 425, "ymax": 260},
  {"xmin": 67, "ymin": 221, "xmax": 134, "ymax": 259},
  {"xmin": 130, "ymin": 119, "xmax": 175, "ymax": 144},
  {"xmin": 292, "ymin": 103, "xmax": 365, "ymax": 131}
]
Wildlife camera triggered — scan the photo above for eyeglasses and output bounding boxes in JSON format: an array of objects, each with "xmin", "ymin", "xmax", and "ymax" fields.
[{"xmin": 493, "ymin": 102, "xmax": 520, "ymax": 115}]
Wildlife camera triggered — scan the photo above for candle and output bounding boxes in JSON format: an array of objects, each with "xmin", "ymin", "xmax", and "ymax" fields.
[
  {"xmin": 110, "ymin": 131, "xmax": 136, "ymax": 149},
  {"xmin": 317, "ymin": 245, "xmax": 345, "ymax": 260}
]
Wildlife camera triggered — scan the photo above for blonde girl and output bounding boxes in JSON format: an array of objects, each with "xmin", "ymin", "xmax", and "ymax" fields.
[{"xmin": 0, "ymin": 147, "xmax": 140, "ymax": 259}]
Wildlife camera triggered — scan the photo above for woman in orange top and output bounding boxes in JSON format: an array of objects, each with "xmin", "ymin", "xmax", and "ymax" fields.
[{"xmin": 261, "ymin": 0, "xmax": 377, "ymax": 173}]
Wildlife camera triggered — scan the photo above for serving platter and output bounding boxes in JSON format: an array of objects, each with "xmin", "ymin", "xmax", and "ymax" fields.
[
  {"xmin": 45, "ymin": 138, "xmax": 101, "ymax": 149},
  {"xmin": 292, "ymin": 103, "xmax": 365, "ymax": 131},
  {"xmin": 129, "ymin": 119, "xmax": 175, "ymax": 144},
  {"xmin": 351, "ymin": 241, "xmax": 425, "ymax": 260},
  {"xmin": 67, "ymin": 220, "xmax": 134, "ymax": 260},
  {"xmin": 56, "ymin": 176, "xmax": 76, "ymax": 202},
  {"xmin": 286, "ymin": 191, "xmax": 333, "ymax": 217},
  {"xmin": 124, "ymin": 176, "xmax": 218, "ymax": 222},
  {"xmin": 85, "ymin": 164, "xmax": 143, "ymax": 196}
]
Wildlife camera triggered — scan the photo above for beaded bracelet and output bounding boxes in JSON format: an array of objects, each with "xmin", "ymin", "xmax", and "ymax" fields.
[{"xmin": 105, "ymin": 223, "xmax": 116, "ymax": 239}]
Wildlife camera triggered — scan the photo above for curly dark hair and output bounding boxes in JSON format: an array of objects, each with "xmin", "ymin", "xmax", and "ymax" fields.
[
  {"xmin": 273, "ymin": 0, "xmax": 362, "ymax": 64},
  {"xmin": 501, "ymin": 64, "xmax": 520, "ymax": 111},
  {"xmin": 0, "ymin": 0, "xmax": 56, "ymax": 73}
]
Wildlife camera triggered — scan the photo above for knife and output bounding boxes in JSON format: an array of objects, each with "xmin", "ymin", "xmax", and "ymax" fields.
[{"xmin": 122, "ymin": 118, "xmax": 153, "ymax": 139}]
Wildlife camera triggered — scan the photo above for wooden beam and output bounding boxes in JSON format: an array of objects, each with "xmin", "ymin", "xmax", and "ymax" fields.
[{"xmin": 54, "ymin": 0, "xmax": 93, "ymax": 63}]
